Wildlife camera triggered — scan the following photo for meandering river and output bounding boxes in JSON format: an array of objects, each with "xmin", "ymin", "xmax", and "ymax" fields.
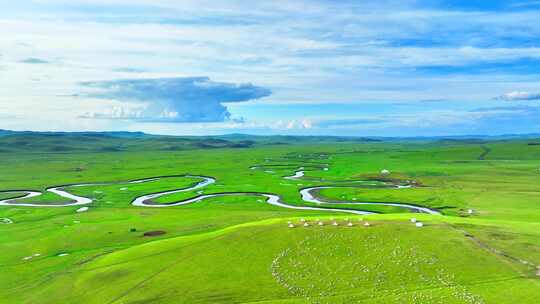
[{"xmin": 0, "ymin": 168, "xmax": 440, "ymax": 215}]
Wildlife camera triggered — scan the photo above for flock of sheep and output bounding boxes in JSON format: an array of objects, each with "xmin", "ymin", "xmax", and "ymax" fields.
[{"xmin": 270, "ymin": 229, "xmax": 485, "ymax": 303}]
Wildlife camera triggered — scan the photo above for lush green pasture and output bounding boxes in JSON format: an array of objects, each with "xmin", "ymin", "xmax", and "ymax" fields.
[
  {"xmin": 6, "ymin": 219, "xmax": 537, "ymax": 304},
  {"xmin": 0, "ymin": 137, "xmax": 539, "ymax": 303}
]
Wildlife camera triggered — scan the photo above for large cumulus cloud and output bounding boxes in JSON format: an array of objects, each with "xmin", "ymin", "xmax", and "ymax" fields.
[{"xmin": 80, "ymin": 77, "xmax": 271, "ymax": 122}]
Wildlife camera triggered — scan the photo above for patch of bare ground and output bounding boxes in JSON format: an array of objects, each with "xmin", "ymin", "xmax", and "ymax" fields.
[{"xmin": 143, "ymin": 230, "xmax": 166, "ymax": 237}]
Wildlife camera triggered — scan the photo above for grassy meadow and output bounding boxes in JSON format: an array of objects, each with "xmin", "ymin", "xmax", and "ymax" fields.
[{"xmin": 0, "ymin": 133, "xmax": 539, "ymax": 303}]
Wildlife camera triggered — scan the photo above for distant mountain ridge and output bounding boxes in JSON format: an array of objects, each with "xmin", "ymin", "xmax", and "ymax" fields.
[
  {"xmin": 209, "ymin": 133, "xmax": 540, "ymax": 141},
  {"xmin": 1, "ymin": 129, "xmax": 540, "ymax": 141},
  {"xmin": 0, "ymin": 129, "xmax": 148, "ymax": 138}
]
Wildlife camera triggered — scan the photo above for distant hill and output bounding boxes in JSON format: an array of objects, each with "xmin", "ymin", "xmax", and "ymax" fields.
[
  {"xmin": 0, "ymin": 129, "xmax": 147, "ymax": 138},
  {"xmin": 216, "ymin": 133, "xmax": 540, "ymax": 142},
  {"xmin": 0, "ymin": 129, "xmax": 539, "ymax": 154},
  {"xmin": 0, "ymin": 129, "xmax": 14, "ymax": 137},
  {"xmin": 0, "ymin": 130, "xmax": 260, "ymax": 153},
  {"xmin": 215, "ymin": 134, "xmax": 382, "ymax": 143}
]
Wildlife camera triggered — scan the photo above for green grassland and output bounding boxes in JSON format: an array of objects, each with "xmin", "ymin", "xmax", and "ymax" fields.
[{"xmin": 0, "ymin": 134, "xmax": 539, "ymax": 303}]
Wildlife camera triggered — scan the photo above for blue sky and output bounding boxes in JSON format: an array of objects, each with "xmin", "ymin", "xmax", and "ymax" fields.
[{"xmin": 1, "ymin": 0, "xmax": 540, "ymax": 136}]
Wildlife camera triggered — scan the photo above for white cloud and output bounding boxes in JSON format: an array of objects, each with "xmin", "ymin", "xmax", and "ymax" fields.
[
  {"xmin": 3, "ymin": 1, "xmax": 540, "ymax": 134},
  {"xmin": 273, "ymin": 119, "xmax": 312, "ymax": 129},
  {"xmin": 497, "ymin": 91, "xmax": 540, "ymax": 101}
]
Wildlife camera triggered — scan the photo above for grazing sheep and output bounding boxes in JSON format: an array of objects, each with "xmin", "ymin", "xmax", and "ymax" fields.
[
  {"xmin": 364, "ymin": 222, "xmax": 371, "ymax": 227},
  {"xmin": 381, "ymin": 169, "xmax": 390, "ymax": 175},
  {"xmin": 347, "ymin": 222, "xmax": 354, "ymax": 227},
  {"xmin": 318, "ymin": 221, "xmax": 324, "ymax": 226},
  {"xmin": 303, "ymin": 222, "xmax": 310, "ymax": 227},
  {"xmin": 415, "ymin": 222, "xmax": 424, "ymax": 228},
  {"xmin": 332, "ymin": 221, "xmax": 339, "ymax": 226},
  {"xmin": 410, "ymin": 218, "xmax": 417, "ymax": 223},
  {"xmin": 288, "ymin": 223, "xmax": 295, "ymax": 228}
]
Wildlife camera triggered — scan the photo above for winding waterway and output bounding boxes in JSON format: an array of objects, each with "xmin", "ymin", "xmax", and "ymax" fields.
[{"xmin": 0, "ymin": 168, "xmax": 440, "ymax": 215}]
